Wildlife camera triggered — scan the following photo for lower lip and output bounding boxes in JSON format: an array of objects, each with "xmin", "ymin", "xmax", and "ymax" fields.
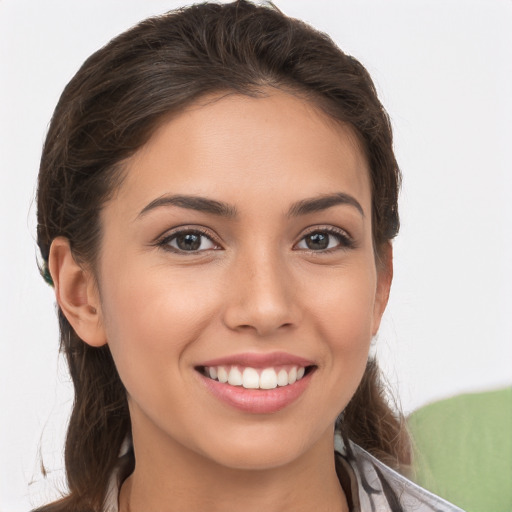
[{"xmin": 198, "ymin": 370, "xmax": 314, "ymax": 414}]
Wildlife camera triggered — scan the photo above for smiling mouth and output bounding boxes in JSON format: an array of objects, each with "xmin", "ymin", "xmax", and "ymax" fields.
[{"xmin": 196, "ymin": 365, "xmax": 316, "ymax": 390}]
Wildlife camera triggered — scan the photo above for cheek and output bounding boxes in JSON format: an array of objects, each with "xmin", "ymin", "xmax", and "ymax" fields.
[
  {"xmin": 96, "ymin": 268, "xmax": 223, "ymax": 438},
  {"xmin": 97, "ymin": 263, "xmax": 222, "ymax": 389},
  {"xmin": 305, "ymin": 263, "xmax": 376, "ymax": 381},
  {"xmin": 102, "ymin": 258, "xmax": 218, "ymax": 334},
  {"xmin": 308, "ymin": 264, "xmax": 377, "ymax": 339}
]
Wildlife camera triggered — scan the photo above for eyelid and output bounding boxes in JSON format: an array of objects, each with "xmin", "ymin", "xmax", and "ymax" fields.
[
  {"xmin": 300, "ymin": 224, "xmax": 352, "ymax": 238},
  {"xmin": 154, "ymin": 225, "xmax": 223, "ymax": 252},
  {"xmin": 294, "ymin": 225, "xmax": 355, "ymax": 251}
]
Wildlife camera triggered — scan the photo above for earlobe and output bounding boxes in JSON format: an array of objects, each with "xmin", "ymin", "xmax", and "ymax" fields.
[
  {"xmin": 48, "ymin": 237, "xmax": 107, "ymax": 347},
  {"xmin": 372, "ymin": 243, "xmax": 393, "ymax": 336}
]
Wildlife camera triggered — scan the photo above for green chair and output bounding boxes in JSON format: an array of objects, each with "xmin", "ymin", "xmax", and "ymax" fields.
[{"xmin": 408, "ymin": 387, "xmax": 512, "ymax": 512}]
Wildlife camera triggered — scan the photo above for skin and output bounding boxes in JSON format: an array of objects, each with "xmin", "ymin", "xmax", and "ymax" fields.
[{"xmin": 49, "ymin": 90, "xmax": 392, "ymax": 512}]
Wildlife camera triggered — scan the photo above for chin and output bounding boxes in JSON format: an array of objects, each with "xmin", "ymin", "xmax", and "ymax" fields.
[
  {"xmin": 194, "ymin": 422, "xmax": 327, "ymax": 471},
  {"xmin": 205, "ymin": 443, "xmax": 303, "ymax": 471}
]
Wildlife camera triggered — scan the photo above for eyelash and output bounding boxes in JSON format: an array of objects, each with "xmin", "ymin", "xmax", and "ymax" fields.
[
  {"xmin": 155, "ymin": 227, "xmax": 221, "ymax": 254},
  {"xmin": 295, "ymin": 226, "xmax": 355, "ymax": 253},
  {"xmin": 154, "ymin": 226, "xmax": 355, "ymax": 254}
]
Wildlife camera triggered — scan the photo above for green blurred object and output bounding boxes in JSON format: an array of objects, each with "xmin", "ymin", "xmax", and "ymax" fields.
[{"xmin": 408, "ymin": 387, "xmax": 512, "ymax": 512}]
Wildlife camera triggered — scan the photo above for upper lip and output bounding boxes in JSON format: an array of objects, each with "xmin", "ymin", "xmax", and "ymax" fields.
[{"xmin": 197, "ymin": 351, "xmax": 315, "ymax": 368}]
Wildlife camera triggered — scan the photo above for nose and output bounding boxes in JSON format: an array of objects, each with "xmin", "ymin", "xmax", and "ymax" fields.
[{"xmin": 222, "ymin": 250, "xmax": 300, "ymax": 337}]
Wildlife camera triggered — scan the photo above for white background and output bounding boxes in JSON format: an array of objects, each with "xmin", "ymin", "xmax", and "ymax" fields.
[{"xmin": 1, "ymin": 1, "xmax": 511, "ymax": 510}]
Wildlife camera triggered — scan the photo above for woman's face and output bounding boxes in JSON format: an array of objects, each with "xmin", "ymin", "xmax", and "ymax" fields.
[{"xmin": 93, "ymin": 91, "xmax": 391, "ymax": 470}]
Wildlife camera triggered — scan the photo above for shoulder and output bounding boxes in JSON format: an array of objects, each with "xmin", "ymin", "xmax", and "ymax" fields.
[{"xmin": 335, "ymin": 434, "xmax": 465, "ymax": 512}]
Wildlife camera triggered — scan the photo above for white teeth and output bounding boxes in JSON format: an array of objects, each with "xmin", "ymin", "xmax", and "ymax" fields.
[
  {"xmin": 205, "ymin": 364, "xmax": 309, "ymax": 389},
  {"xmin": 260, "ymin": 368, "xmax": 278, "ymax": 389},
  {"xmin": 277, "ymin": 369, "xmax": 289, "ymax": 387},
  {"xmin": 242, "ymin": 367, "xmax": 260, "ymax": 389},
  {"xmin": 217, "ymin": 366, "xmax": 228, "ymax": 383},
  {"xmin": 228, "ymin": 367, "xmax": 243, "ymax": 386}
]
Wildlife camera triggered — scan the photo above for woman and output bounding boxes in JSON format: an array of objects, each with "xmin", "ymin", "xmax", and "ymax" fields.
[{"xmin": 35, "ymin": 1, "xmax": 463, "ymax": 511}]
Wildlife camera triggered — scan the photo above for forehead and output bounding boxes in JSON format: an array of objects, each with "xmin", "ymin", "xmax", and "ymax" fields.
[{"xmin": 115, "ymin": 90, "xmax": 371, "ymax": 217}]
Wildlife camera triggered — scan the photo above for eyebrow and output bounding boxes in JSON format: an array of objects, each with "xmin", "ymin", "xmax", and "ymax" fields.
[
  {"xmin": 137, "ymin": 192, "xmax": 364, "ymax": 219},
  {"xmin": 138, "ymin": 194, "xmax": 238, "ymax": 219},
  {"xmin": 287, "ymin": 193, "xmax": 364, "ymax": 218}
]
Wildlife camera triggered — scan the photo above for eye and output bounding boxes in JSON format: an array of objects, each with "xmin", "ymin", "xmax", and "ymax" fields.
[
  {"xmin": 295, "ymin": 228, "xmax": 353, "ymax": 252},
  {"xmin": 158, "ymin": 229, "xmax": 220, "ymax": 253}
]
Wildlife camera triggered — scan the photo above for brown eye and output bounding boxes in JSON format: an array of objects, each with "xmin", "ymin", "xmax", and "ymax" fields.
[
  {"xmin": 304, "ymin": 232, "xmax": 330, "ymax": 250},
  {"xmin": 175, "ymin": 233, "xmax": 202, "ymax": 251},
  {"xmin": 161, "ymin": 230, "xmax": 218, "ymax": 253},
  {"xmin": 295, "ymin": 229, "xmax": 353, "ymax": 252}
]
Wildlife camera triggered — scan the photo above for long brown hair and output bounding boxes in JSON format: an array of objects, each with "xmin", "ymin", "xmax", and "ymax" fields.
[{"xmin": 36, "ymin": 1, "xmax": 408, "ymax": 510}]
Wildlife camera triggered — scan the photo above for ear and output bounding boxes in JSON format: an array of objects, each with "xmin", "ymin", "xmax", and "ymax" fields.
[
  {"xmin": 371, "ymin": 242, "xmax": 393, "ymax": 336},
  {"xmin": 48, "ymin": 237, "xmax": 107, "ymax": 347}
]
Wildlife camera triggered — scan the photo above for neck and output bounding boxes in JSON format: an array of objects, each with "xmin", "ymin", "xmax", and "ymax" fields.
[{"xmin": 119, "ymin": 424, "xmax": 348, "ymax": 512}]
